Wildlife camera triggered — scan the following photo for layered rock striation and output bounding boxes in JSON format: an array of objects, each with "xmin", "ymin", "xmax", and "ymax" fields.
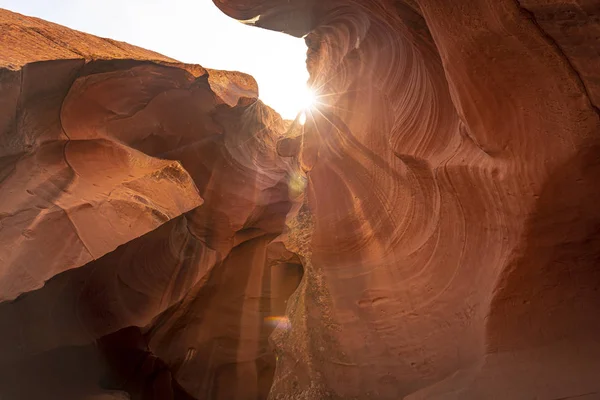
[
  {"xmin": 2, "ymin": 1, "xmax": 600, "ymax": 399},
  {"xmin": 215, "ymin": 1, "xmax": 600, "ymax": 399}
]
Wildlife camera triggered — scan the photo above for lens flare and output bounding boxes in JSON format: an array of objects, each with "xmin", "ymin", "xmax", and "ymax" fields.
[
  {"xmin": 288, "ymin": 171, "xmax": 307, "ymax": 197},
  {"xmin": 299, "ymin": 112, "xmax": 307, "ymax": 125},
  {"xmin": 264, "ymin": 316, "xmax": 291, "ymax": 330}
]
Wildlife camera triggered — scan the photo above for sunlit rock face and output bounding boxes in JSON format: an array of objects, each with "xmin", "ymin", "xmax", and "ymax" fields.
[
  {"xmin": 3, "ymin": 1, "xmax": 600, "ymax": 399},
  {"xmin": 0, "ymin": 9, "xmax": 304, "ymax": 399},
  {"xmin": 214, "ymin": 1, "xmax": 600, "ymax": 399}
]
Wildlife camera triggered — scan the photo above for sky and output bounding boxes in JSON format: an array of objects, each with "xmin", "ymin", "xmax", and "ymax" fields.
[{"xmin": 0, "ymin": 0, "xmax": 310, "ymax": 119}]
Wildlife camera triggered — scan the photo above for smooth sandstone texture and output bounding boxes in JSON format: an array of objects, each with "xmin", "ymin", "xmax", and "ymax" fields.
[
  {"xmin": 1, "ymin": 0, "xmax": 600, "ymax": 399},
  {"xmin": 213, "ymin": 0, "xmax": 600, "ymax": 399},
  {"xmin": 0, "ymin": 8, "xmax": 304, "ymax": 400}
]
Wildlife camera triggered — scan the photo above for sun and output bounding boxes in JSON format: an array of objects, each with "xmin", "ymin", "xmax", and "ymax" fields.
[
  {"xmin": 298, "ymin": 86, "xmax": 317, "ymax": 125},
  {"xmin": 299, "ymin": 86, "xmax": 317, "ymax": 111}
]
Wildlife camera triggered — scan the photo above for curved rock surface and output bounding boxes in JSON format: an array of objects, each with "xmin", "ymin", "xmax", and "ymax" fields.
[
  {"xmin": 0, "ymin": 8, "xmax": 303, "ymax": 400},
  {"xmin": 215, "ymin": 1, "xmax": 600, "ymax": 399},
  {"xmin": 2, "ymin": 1, "xmax": 600, "ymax": 399}
]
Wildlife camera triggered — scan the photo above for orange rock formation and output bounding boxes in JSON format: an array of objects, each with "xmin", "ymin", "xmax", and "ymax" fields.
[
  {"xmin": 1, "ymin": 8, "xmax": 302, "ymax": 399},
  {"xmin": 2, "ymin": 1, "xmax": 600, "ymax": 399}
]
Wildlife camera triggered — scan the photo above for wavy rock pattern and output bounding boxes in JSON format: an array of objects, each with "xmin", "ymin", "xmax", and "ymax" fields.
[
  {"xmin": 2, "ymin": 0, "xmax": 600, "ymax": 399},
  {"xmin": 214, "ymin": 1, "xmax": 600, "ymax": 399}
]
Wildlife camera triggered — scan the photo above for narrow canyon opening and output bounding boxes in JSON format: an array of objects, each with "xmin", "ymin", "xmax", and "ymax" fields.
[
  {"xmin": 2, "ymin": 0, "xmax": 311, "ymax": 120},
  {"xmin": 1, "ymin": 1, "xmax": 600, "ymax": 399}
]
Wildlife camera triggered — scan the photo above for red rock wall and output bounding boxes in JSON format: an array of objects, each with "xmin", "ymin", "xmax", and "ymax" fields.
[
  {"xmin": 215, "ymin": 1, "xmax": 600, "ymax": 399},
  {"xmin": 0, "ymin": 9, "xmax": 304, "ymax": 400},
  {"xmin": 2, "ymin": 1, "xmax": 600, "ymax": 398}
]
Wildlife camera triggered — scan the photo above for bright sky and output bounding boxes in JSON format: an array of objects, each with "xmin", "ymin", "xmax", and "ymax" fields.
[{"xmin": 0, "ymin": 0, "xmax": 310, "ymax": 119}]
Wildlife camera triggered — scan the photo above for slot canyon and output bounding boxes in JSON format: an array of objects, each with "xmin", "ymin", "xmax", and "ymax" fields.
[{"xmin": 1, "ymin": 0, "xmax": 600, "ymax": 399}]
